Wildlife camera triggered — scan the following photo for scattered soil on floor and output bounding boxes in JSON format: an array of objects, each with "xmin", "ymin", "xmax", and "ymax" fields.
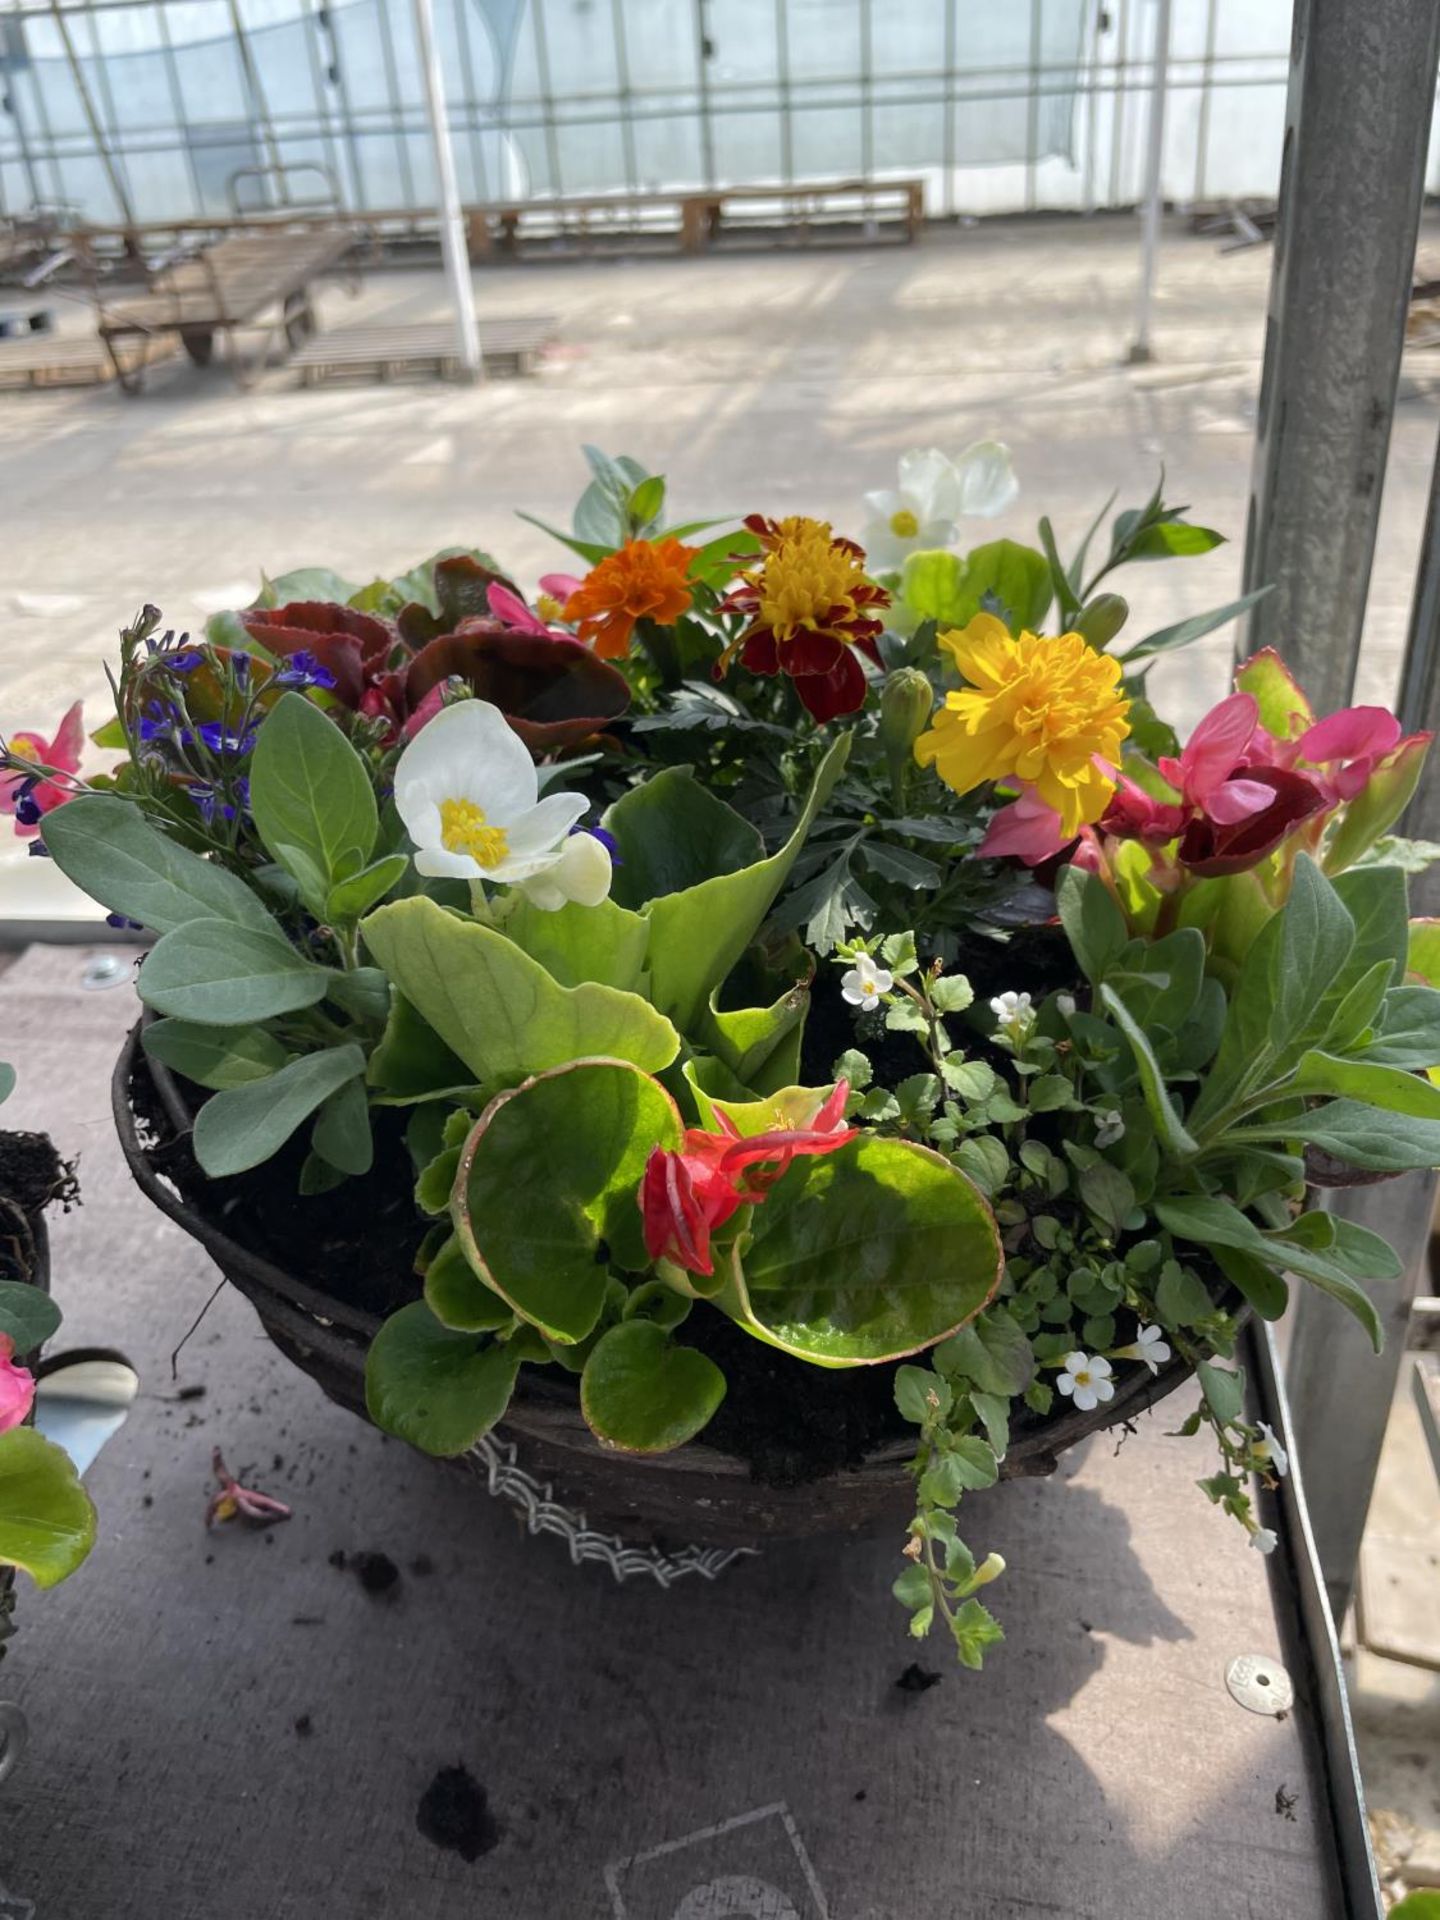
[
  {"xmin": 895, "ymin": 1662, "xmax": 942, "ymax": 1694},
  {"xmin": 416, "ymin": 1765, "xmax": 500, "ymax": 1862}
]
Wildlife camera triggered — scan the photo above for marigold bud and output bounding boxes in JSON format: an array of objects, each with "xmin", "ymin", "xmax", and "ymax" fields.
[{"xmin": 880, "ymin": 667, "xmax": 935, "ymax": 797}]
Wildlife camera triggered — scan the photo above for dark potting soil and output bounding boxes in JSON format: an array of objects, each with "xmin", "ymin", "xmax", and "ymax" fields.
[
  {"xmin": 0, "ymin": 1130, "xmax": 75, "ymax": 1217},
  {"xmin": 415, "ymin": 1764, "xmax": 500, "ymax": 1863}
]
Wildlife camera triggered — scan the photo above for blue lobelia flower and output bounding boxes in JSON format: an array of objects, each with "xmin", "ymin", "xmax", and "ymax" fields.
[{"xmin": 274, "ymin": 650, "xmax": 337, "ymax": 692}]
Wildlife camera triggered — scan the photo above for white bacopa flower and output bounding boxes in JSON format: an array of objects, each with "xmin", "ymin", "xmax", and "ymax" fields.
[
  {"xmin": 841, "ymin": 952, "xmax": 894, "ymax": 1011},
  {"xmin": 393, "ymin": 698, "xmax": 611, "ymax": 911},
  {"xmin": 1116, "ymin": 1323, "xmax": 1171, "ymax": 1376},
  {"xmin": 989, "ymin": 989, "xmax": 1034, "ymax": 1037},
  {"xmin": 1055, "ymin": 992, "xmax": 1077, "ymax": 1018},
  {"xmin": 1253, "ymin": 1421, "xmax": 1289, "ymax": 1479},
  {"xmin": 860, "ymin": 441, "xmax": 1019, "ymax": 569},
  {"xmin": 1250, "ymin": 1527, "xmax": 1278, "ymax": 1555},
  {"xmin": 1094, "ymin": 1109, "xmax": 1125, "ymax": 1148},
  {"xmin": 1055, "ymin": 1351, "xmax": 1114, "ymax": 1413}
]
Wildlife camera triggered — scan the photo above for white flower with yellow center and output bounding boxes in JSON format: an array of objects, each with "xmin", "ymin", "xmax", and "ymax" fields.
[
  {"xmin": 861, "ymin": 442, "xmax": 1019, "ymax": 570},
  {"xmin": 1055, "ymin": 1351, "xmax": 1114, "ymax": 1413},
  {"xmin": 841, "ymin": 952, "xmax": 894, "ymax": 1011},
  {"xmin": 1115, "ymin": 1323, "xmax": 1171, "ymax": 1376},
  {"xmin": 393, "ymin": 698, "xmax": 610, "ymax": 910},
  {"xmin": 1252, "ymin": 1421, "xmax": 1289, "ymax": 1479}
]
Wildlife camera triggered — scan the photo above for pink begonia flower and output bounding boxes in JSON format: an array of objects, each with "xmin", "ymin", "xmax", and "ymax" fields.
[
  {"xmin": 1, "ymin": 702, "xmax": 84, "ymax": 838},
  {"xmin": 487, "ymin": 577, "xmax": 583, "ymax": 637},
  {"xmin": 1157, "ymin": 692, "xmax": 1276, "ymax": 825},
  {"xmin": 0, "ymin": 1336, "xmax": 36, "ymax": 1435},
  {"xmin": 1295, "ymin": 706, "xmax": 1404, "ymax": 799},
  {"xmin": 205, "ymin": 1447, "xmax": 292, "ymax": 1528},
  {"xmin": 979, "ymin": 786, "xmax": 1070, "ymax": 863}
]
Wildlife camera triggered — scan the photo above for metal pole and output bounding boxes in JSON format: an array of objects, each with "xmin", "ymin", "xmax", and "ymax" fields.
[
  {"xmin": 1285, "ymin": 1173, "xmax": 1434, "ymax": 1622},
  {"xmin": 1397, "ymin": 426, "xmax": 1440, "ymax": 924},
  {"xmin": 1126, "ymin": 0, "xmax": 1171, "ymax": 365},
  {"xmin": 1239, "ymin": 0, "xmax": 1440, "ymax": 714},
  {"xmin": 411, "ymin": 0, "xmax": 481, "ymax": 379},
  {"xmin": 45, "ymin": 0, "xmax": 134, "ymax": 229},
  {"xmin": 223, "ymin": 0, "xmax": 284, "ymax": 188}
]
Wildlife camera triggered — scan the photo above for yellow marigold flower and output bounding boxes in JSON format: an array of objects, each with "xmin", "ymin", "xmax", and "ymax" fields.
[{"xmin": 914, "ymin": 612, "xmax": 1130, "ymax": 837}]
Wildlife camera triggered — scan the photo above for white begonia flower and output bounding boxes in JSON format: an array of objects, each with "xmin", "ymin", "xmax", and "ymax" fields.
[
  {"xmin": 1250, "ymin": 1527, "xmax": 1278, "ymax": 1555},
  {"xmin": 1094, "ymin": 1109, "xmax": 1125, "ymax": 1148},
  {"xmin": 1055, "ymin": 1351, "xmax": 1114, "ymax": 1414},
  {"xmin": 515, "ymin": 830, "xmax": 613, "ymax": 913},
  {"xmin": 989, "ymin": 989, "xmax": 1034, "ymax": 1038},
  {"xmin": 860, "ymin": 441, "xmax": 1019, "ymax": 570},
  {"xmin": 1253, "ymin": 1421, "xmax": 1289, "ymax": 1479},
  {"xmin": 1116, "ymin": 1323, "xmax": 1171, "ymax": 1376},
  {"xmin": 841, "ymin": 952, "xmax": 894, "ymax": 1011},
  {"xmin": 393, "ymin": 699, "xmax": 608, "ymax": 911}
]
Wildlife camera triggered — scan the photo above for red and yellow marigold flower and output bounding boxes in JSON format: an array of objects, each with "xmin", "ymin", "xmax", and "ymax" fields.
[
  {"xmin": 915, "ymin": 612, "xmax": 1130, "ymax": 837},
  {"xmin": 562, "ymin": 537, "xmax": 697, "ymax": 660},
  {"xmin": 717, "ymin": 515, "xmax": 889, "ymax": 722}
]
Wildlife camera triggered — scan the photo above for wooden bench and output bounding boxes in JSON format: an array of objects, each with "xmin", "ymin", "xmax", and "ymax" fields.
[
  {"xmin": 290, "ymin": 314, "xmax": 556, "ymax": 386},
  {"xmin": 681, "ymin": 177, "xmax": 925, "ymax": 252},
  {"xmin": 0, "ymin": 331, "xmax": 175, "ymax": 391},
  {"xmin": 466, "ymin": 178, "xmax": 924, "ymax": 257}
]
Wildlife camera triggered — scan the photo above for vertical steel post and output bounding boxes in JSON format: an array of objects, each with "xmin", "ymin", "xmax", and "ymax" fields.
[
  {"xmin": 1397, "ymin": 425, "xmax": 1440, "ymax": 919},
  {"xmin": 1239, "ymin": 0, "xmax": 1440, "ymax": 713},
  {"xmin": 412, "ymin": 0, "xmax": 480, "ymax": 377},
  {"xmin": 1286, "ymin": 1174, "xmax": 1435, "ymax": 1622},
  {"xmin": 1126, "ymin": 0, "xmax": 1171, "ymax": 365}
]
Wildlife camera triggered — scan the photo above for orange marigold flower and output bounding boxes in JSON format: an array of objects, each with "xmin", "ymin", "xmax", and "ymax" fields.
[
  {"xmin": 716, "ymin": 515, "xmax": 889, "ymax": 721},
  {"xmin": 562, "ymin": 537, "xmax": 697, "ymax": 660}
]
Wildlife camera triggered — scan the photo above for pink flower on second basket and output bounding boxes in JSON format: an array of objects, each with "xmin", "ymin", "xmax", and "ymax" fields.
[
  {"xmin": 0, "ymin": 1336, "xmax": 35, "ymax": 1435},
  {"xmin": 1, "ymin": 702, "xmax": 85, "ymax": 838}
]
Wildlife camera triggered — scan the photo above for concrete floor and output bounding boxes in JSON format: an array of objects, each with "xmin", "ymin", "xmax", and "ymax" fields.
[
  {"xmin": 2, "ymin": 211, "xmax": 1437, "ymax": 744},
  {"xmin": 3, "ymin": 214, "xmax": 1440, "ymax": 1889}
]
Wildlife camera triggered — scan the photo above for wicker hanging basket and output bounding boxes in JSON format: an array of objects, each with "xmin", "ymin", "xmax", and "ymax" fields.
[{"xmin": 113, "ymin": 1020, "xmax": 1207, "ymax": 1554}]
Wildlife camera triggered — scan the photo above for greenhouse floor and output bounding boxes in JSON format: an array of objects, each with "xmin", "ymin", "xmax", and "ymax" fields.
[
  {"xmin": 5, "ymin": 210, "xmax": 1440, "ymax": 752},
  {"xmin": 0, "ymin": 941, "xmax": 1360, "ymax": 1915}
]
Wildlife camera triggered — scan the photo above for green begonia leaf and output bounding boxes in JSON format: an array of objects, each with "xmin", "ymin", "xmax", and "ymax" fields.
[
  {"xmin": 0, "ymin": 1427, "xmax": 96, "ymax": 1588},
  {"xmin": 364, "ymin": 1303, "xmax": 521, "ymax": 1455},
  {"xmin": 453, "ymin": 1060, "xmax": 684, "ymax": 1344},
  {"xmin": 580, "ymin": 1320, "xmax": 725, "ymax": 1452},
  {"xmin": 361, "ymin": 897, "xmax": 680, "ymax": 1087},
  {"xmin": 717, "ymin": 1134, "xmax": 1002, "ymax": 1365}
]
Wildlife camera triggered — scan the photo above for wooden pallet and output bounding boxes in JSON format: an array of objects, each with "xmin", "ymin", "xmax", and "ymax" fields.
[
  {"xmin": 0, "ymin": 332, "xmax": 175, "ymax": 391},
  {"xmin": 291, "ymin": 315, "xmax": 556, "ymax": 385}
]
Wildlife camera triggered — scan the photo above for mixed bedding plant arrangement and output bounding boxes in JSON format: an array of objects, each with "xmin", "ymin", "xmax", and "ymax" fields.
[{"xmin": 6, "ymin": 441, "xmax": 1439, "ymax": 1668}]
